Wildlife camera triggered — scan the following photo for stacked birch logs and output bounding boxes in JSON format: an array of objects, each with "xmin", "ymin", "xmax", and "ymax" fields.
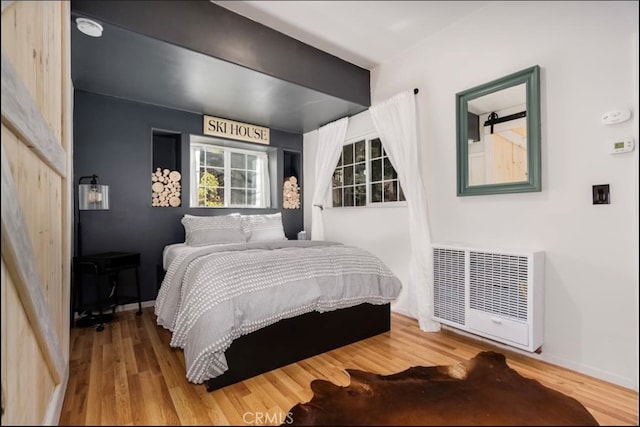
[
  {"xmin": 283, "ymin": 176, "xmax": 300, "ymax": 209},
  {"xmin": 151, "ymin": 168, "xmax": 181, "ymax": 207}
]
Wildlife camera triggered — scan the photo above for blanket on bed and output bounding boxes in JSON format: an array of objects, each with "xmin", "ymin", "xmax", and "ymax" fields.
[{"xmin": 155, "ymin": 240, "xmax": 402, "ymax": 384}]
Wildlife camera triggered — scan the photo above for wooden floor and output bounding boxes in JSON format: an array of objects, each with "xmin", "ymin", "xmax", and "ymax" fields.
[{"xmin": 59, "ymin": 307, "xmax": 638, "ymax": 426}]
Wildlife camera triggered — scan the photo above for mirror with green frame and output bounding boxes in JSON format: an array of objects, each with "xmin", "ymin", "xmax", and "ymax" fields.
[{"xmin": 456, "ymin": 65, "xmax": 541, "ymax": 196}]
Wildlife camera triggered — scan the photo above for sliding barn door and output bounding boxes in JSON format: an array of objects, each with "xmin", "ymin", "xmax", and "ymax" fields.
[{"xmin": 1, "ymin": 1, "xmax": 72, "ymax": 424}]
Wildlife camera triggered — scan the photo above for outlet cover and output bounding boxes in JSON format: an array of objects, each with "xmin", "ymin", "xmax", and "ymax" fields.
[{"xmin": 592, "ymin": 184, "xmax": 610, "ymax": 205}]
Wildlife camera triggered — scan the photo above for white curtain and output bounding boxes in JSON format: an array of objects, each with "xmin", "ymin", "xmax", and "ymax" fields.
[
  {"xmin": 370, "ymin": 90, "xmax": 439, "ymax": 332},
  {"xmin": 257, "ymin": 152, "xmax": 271, "ymax": 208},
  {"xmin": 311, "ymin": 117, "xmax": 349, "ymax": 240}
]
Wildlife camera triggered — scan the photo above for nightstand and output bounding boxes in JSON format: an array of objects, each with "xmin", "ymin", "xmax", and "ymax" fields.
[{"xmin": 73, "ymin": 252, "xmax": 142, "ymax": 331}]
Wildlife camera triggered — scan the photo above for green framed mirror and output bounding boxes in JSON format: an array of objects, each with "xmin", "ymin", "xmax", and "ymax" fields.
[{"xmin": 456, "ymin": 65, "xmax": 541, "ymax": 196}]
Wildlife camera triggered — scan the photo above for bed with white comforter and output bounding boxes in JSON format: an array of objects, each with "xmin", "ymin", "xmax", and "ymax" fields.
[{"xmin": 155, "ymin": 240, "xmax": 402, "ymax": 384}]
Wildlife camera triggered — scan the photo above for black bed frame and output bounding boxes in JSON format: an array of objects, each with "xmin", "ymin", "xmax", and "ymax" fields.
[{"xmin": 204, "ymin": 302, "xmax": 391, "ymax": 391}]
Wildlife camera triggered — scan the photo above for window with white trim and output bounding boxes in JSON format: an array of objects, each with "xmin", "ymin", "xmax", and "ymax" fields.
[
  {"xmin": 332, "ymin": 136, "xmax": 405, "ymax": 207},
  {"xmin": 190, "ymin": 140, "xmax": 270, "ymax": 208}
]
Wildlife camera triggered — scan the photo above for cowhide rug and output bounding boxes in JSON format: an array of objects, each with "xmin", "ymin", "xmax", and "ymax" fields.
[{"xmin": 285, "ymin": 351, "xmax": 598, "ymax": 426}]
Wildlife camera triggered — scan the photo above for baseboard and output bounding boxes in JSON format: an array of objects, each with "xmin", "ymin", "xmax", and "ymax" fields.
[
  {"xmin": 42, "ymin": 363, "xmax": 69, "ymax": 425},
  {"xmin": 113, "ymin": 299, "xmax": 156, "ymax": 313},
  {"xmin": 542, "ymin": 353, "xmax": 637, "ymax": 392},
  {"xmin": 73, "ymin": 300, "xmax": 156, "ymax": 320},
  {"xmin": 440, "ymin": 325, "xmax": 637, "ymax": 391},
  {"xmin": 390, "ymin": 305, "xmax": 413, "ymax": 318}
]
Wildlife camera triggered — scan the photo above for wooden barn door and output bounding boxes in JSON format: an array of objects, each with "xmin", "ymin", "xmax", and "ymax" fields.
[{"xmin": 1, "ymin": 1, "xmax": 72, "ymax": 424}]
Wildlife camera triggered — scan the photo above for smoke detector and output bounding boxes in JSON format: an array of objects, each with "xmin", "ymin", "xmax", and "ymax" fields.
[{"xmin": 76, "ymin": 17, "xmax": 103, "ymax": 38}]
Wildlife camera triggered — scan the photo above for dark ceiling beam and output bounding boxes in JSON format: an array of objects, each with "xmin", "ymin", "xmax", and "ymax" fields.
[{"xmin": 71, "ymin": 0, "xmax": 371, "ymax": 107}]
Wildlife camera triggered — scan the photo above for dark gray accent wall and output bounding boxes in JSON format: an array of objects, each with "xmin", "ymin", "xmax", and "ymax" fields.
[{"xmin": 74, "ymin": 90, "xmax": 303, "ymax": 302}]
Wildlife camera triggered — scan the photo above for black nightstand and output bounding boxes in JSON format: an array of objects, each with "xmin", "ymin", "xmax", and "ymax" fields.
[{"xmin": 73, "ymin": 252, "xmax": 142, "ymax": 331}]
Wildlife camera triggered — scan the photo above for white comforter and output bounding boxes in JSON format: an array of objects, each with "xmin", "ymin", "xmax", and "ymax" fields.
[{"xmin": 154, "ymin": 240, "xmax": 402, "ymax": 383}]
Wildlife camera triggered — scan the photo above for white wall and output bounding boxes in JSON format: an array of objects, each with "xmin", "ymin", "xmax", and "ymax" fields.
[
  {"xmin": 306, "ymin": 1, "xmax": 639, "ymax": 390},
  {"xmin": 633, "ymin": 30, "xmax": 639, "ymax": 392}
]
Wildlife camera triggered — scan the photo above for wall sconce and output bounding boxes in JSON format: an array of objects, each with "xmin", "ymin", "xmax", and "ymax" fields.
[{"xmin": 77, "ymin": 174, "xmax": 109, "ymax": 257}]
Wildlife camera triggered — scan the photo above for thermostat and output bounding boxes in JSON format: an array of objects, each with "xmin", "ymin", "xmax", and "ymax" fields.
[
  {"xmin": 602, "ymin": 109, "xmax": 631, "ymax": 125},
  {"xmin": 608, "ymin": 139, "xmax": 634, "ymax": 154}
]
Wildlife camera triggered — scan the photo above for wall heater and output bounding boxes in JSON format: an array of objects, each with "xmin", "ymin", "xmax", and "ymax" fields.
[{"xmin": 432, "ymin": 243, "xmax": 544, "ymax": 352}]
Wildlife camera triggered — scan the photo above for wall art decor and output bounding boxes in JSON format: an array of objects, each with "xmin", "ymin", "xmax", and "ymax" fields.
[
  {"xmin": 283, "ymin": 176, "xmax": 300, "ymax": 209},
  {"xmin": 152, "ymin": 168, "xmax": 181, "ymax": 207}
]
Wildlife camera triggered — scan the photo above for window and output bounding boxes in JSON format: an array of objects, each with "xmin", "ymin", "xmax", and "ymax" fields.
[
  {"xmin": 190, "ymin": 140, "xmax": 270, "ymax": 208},
  {"xmin": 332, "ymin": 136, "xmax": 405, "ymax": 207}
]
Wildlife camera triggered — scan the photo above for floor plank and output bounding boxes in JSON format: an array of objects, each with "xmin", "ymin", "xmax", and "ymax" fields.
[{"xmin": 59, "ymin": 307, "xmax": 639, "ymax": 426}]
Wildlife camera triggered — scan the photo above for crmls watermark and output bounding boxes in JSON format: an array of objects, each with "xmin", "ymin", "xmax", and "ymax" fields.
[{"xmin": 242, "ymin": 411, "xmax": 294, "ymax": 425}]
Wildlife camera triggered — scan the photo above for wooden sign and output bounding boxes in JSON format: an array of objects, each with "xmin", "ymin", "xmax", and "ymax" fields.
[{"xmin": 203, "ymin": 115, "xmax": 270, "ymax": 145}]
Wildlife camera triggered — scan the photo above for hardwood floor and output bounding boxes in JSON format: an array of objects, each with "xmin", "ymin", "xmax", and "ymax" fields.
[{"xmin": 59, "ymin": 307, "xmax": 638, "ymax": 426}]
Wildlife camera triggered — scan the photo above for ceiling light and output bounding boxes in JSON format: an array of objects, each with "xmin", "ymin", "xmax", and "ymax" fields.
[{"xmin": 76, "ymin": 17, "xmax": 103, "ymax": 38}]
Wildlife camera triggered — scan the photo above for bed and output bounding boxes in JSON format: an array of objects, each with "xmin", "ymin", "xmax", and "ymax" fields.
[{"xmin": 155, "ymin": 213, "xmax": 402, "ymax": 391}]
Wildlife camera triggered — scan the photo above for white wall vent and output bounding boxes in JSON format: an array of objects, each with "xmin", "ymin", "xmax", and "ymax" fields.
[
  {"xmin": 432, "ymin": 243, "xmax": 544, "ymax": 352},
  {"xmin": 433, "ymin": 248, "xmax": 466, "ymax": 326}
]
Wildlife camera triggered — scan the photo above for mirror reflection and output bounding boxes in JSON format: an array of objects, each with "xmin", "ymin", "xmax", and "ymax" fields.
[
  {"xmin": 467, "ymin": 83, "xmax": 527, "ymax": 186},
  {"xmin": 456, "ymin": 65, "xmax": 540, "ymax": 196}
]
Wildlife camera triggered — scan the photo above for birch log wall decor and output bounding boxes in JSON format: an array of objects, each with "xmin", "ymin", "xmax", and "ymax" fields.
[
  {"xmin": 283, "ymin": 176, "xmax": 300, "ymax": 209},
  {"xmin": 151, "ymin": 168, "xmax": 181, "ymax": 207}
]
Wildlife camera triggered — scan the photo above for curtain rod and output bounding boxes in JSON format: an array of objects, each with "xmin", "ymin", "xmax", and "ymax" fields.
[{"xmin": 319, "ymin": 88, "xmax": 420, "ymax": 128}]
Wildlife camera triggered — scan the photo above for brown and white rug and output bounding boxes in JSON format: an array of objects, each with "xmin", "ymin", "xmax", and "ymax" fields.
[{"xmin": 285, "ymin": 351, "xmax": 598, "ymax": 426}]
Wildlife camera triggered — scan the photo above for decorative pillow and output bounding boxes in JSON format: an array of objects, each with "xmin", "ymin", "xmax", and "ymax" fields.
[
  {"xmin": 241, "ymin": 212, "xmax": 287, "ymax": 242},
  {"xmin": 181, "ymin": 213, "xmax": 246, "ymax": 246}
]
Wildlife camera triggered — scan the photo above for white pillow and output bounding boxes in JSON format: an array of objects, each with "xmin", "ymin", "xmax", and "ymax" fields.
[
  {"xmin": 181, "ymin": 213, "xmax": 246, "ymax": 246},
  {"xmin": 241, "ymin": 212, "xmax": 287, "ymax": 242}
]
